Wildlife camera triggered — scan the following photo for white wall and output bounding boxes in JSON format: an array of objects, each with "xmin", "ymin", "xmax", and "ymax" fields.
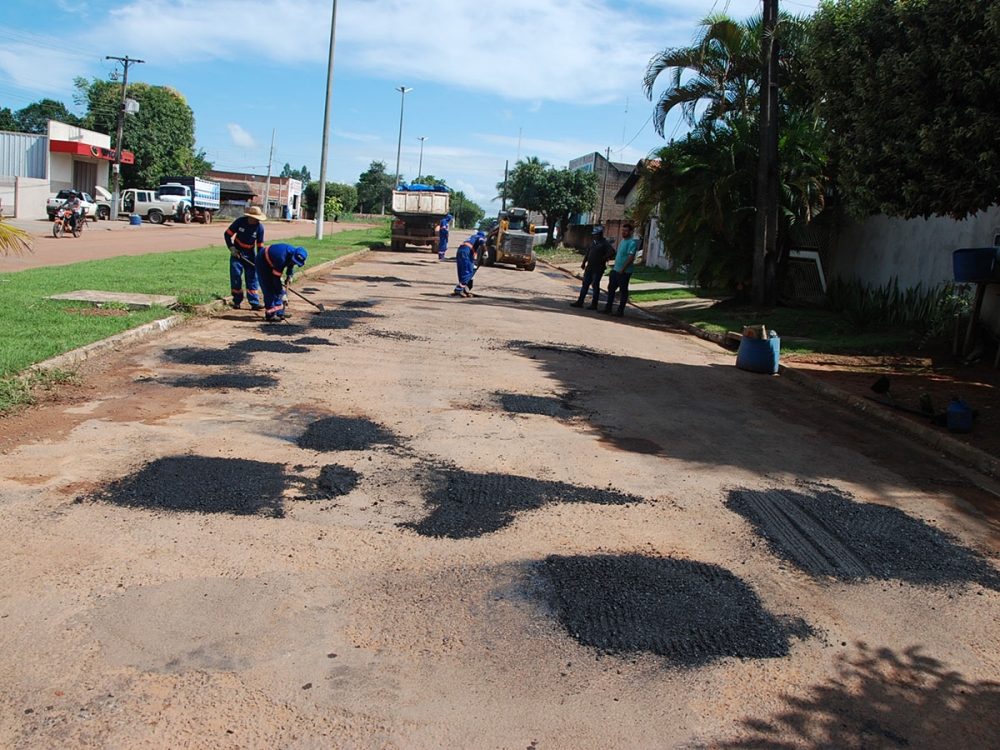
[
  {"xmin": 15, "ymin": 177, "xmax": 50, "ymax": 219},
  {"xmin": 48, "ymin": 121, "xmax": 111, "ymax": 148},
  {"xmin": 830, "ymin": 207, "xmax": 1000, "ymax": 290}
]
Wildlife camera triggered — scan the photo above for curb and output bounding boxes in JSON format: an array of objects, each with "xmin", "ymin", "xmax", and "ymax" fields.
[
  {"xmin": 31, "ymin": 315, "xmax": 184, "ymax": 372},
  {"xmin": 542, "ymin": 258, "xmax": 1000, "ymax": 479},
  {"xmin": 30, "ymin": 248, "xmax": 373, "ymax": 373}
]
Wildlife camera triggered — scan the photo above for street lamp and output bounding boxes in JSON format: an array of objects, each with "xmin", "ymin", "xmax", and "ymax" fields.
[
  {"xmin": 393, "ymin": 86, "xmax": 412, "ymax": 190},
  {"xmin": 315, "ymin": 0, "xmax": 340, "ymax": 240},
  {"xmin": 417, "ymin": 136, "xmax": 428, "ymax": 180}
]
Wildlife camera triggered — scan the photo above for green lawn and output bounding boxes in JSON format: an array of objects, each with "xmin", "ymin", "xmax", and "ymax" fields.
[{"xmin": 0, "ymin": 226, "xmax": 388, "ymax": 381}]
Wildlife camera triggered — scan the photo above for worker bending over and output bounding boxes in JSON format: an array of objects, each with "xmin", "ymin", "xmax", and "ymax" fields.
[{"xmin": 255, "ymin": 243, "xmax": 308, "ymax": 322}]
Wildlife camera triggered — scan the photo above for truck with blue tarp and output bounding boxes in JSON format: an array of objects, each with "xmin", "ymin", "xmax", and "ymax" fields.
[
  {"xmin": 158, "ymin": 176, "xmax": 221, "ymax": 224},
  {"xmin": 389, "ymin": 183, "xmax": 451, "ymax": 252}
]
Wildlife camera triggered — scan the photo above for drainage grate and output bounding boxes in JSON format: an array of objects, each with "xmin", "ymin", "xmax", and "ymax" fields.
[{"xmin": 538, "ymin": 554, "xmax": 803, "ymax": 665}]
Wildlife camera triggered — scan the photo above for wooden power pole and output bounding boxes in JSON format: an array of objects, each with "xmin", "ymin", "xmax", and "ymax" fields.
[{"xmin": 753, "ymin": 0, "xmax": 779, "ymax": 307}]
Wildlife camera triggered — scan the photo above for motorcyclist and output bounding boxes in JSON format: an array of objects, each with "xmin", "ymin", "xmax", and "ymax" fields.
[{"xmin": 60, "ymin": 190, "xmax": 84, "ymax": 231}]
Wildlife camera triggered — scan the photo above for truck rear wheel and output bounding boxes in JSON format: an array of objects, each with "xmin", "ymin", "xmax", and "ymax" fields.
[
  {"xmin": 180, "ymin": 209, "xmax": 192, "ymax": 224},
  {"xmin": 97, "ymin": 206, "xmax": 110, "ymax": 221},
  {"xmin": 202, "ymin": 211, "xmax": 212, "ymax": 224},
  {"xmin": 147, "ymin": 210, "xmax": 163, "ymax": 225}
]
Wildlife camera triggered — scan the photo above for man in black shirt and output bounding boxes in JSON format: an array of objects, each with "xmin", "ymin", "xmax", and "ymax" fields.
[{"xmin": 570, "ymin": 226, "xmax": 615, "ymax": 309}]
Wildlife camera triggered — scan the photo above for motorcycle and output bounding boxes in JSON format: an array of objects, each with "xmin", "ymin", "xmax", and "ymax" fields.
[{"xmin": 53, "ymin": 206, "xmax": 84, "ymax": 238}]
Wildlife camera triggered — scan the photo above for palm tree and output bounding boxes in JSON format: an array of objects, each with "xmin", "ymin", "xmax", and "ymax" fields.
[
  {"xmin": 495, "ymin": 156, "xmax": 549, "ymax": 205},
  {"xmin": 643, "ymin": 12, "xmax": 811, "ymax": 136},
  {"xmin": 0, "ymin": 221, "xmax": 32, "ymax": 257}
]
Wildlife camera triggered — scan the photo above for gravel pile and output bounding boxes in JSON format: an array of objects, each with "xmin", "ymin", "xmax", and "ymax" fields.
[
  {"xmin": 537, "ymin": 554, "xmax": 801, "ymax": 666},
  {"xmin": 498, "ymin": 392, "xmax": 574, "ymax": 417},
  {"xmin": 728, "ymin": 487, "xmax": 1000, "ymax": 589},
  {"xmin": 165, "ymin": 373, "xmax": 278, "ymax": 390},
  {"xmin": 403, "ymin": 466, "xmax": 643, "ymax": 538},
  {"xmin": 296, "ymin": 416, "xmax": 399, "ymax": 452},
  {"xmin": 88, "ymin": 456, "xmax": 287, "ymax": 517}
]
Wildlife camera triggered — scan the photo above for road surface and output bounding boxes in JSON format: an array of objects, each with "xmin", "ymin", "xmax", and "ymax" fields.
[{"xmin": 1, "ymin": 249, "xmax": 998, "ymax": 748}]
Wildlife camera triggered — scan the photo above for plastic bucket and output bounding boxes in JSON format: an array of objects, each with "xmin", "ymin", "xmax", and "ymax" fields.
[
  {"xmin": 129, "ymin": 214, "xmax": 142, "ymax": 226},
  {"xmin": 946, "ymin": 398, "xmax": 973, "ymax": 433},
  {"xmin": 952, "ymin": 247, "xmax": 997, "ymax": 282},
  {"xmin": 736, "ymin": 336, "xmax": 781, "ymax": 374}
]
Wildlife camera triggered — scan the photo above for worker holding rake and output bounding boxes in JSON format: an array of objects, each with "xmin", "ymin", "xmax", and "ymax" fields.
[
  {"xmin": 255, "ymin": 243, "xmax": 308, "ymax": 322},
  {"xmin": 224, "ymin": 205, "xmax": 267, "ymax": 309}
]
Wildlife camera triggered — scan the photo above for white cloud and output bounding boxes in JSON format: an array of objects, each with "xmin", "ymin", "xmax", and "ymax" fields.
[
  {"xmin": 335, "ymin": 131, "xmax": 380, "ymax": 143},
  {"xmin": 227, "ymin": 123, "xmax": 258, "ymax": 149}
]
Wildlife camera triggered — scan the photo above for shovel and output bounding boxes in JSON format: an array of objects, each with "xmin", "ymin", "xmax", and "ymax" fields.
[{"xmin": 285, "ymin": 284, "xmax": 326, "ymax": 312}]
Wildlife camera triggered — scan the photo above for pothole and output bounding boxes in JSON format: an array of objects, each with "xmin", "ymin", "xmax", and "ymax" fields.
[{"xmin": 296, "ymin": 416, "xmax": 400, "ymax": 452}]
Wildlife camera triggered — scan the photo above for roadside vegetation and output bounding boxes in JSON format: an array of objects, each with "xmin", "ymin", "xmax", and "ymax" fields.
[{"xmin": 0, "ymin": 226, "xmax": 387, "ymax": 412}]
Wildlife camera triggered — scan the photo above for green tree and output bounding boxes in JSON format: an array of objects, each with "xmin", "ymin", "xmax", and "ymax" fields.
[
  {"xmin": 74, "ymin": 77, "xmax": 211, "ymax": 187},
  {"xmin": 0, "ymin": 107, "xmax": 16, "ymax": 131},
  {"xmin": 496, "ymin": 156, "xmax": 548, "ymax": 204},
  {"xmin": 355, "ymin": 160, "xmax": 395, "ymax": 214},
  {"xmin": 303, "ymin": 181, "xmax": 357, "ymax": 214},
  {"xmin": 413, "ymin": 174, "xmax": 447, "ymax": 188},
  {"xmin": 280, "ymin": 163, "xmax": 311, "ymax": 182},
  {"xmin": 324, "ymin": 195, "xmax": 344, "ymax": 221},
  {"xmin": 14, "ymin": 99, "xmax": 80, "ymax": 134},
  {"xmin": 450, "ymin": 191, "xmax": 484, "ymax": 229},
  {"xmin": 806, "ymin": 0, "xmax": 1000, "ymax": 219}
]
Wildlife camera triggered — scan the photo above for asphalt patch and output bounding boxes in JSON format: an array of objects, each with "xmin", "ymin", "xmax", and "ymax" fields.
[
  {"xmin": 498, "ymin": 392, "xmax": 574, "ymax": 417},
  {"xmin": 162, "ymin": 346, "xmax": 247, "ymax": 367},
  {"xmin": 728, "ymin": 486, "xmax": 1000, "ymax": 589},
  {"xmin": 309, "ymin": 309, "xmax": 378, "ymax": 330},
  {"xmin": 296, "ymin": 416, "xmax": 399, "ymax": 452},
  {"xmin": 351, "ymin": 275, "xmax": 407, "ymax": 283},
  {"xmin": 538, "ymin": 554, "xmax": 804, "ymax": 666},
  {"xmin": 259, "ymin": 323, "xmax": 307, "ymax": 336},
  {"xmin": 294, "ymin": 336, "xmax": 338, "ymax": 346},
  {"xmin": 163, "ymin": 372, "xmax": 278, "ymax": 390},
  {"xmin": 317, "ymin": 464, "xmax": 361, "ymax": 497},
  {"xmin": 403, "ymin": 466, "xmax": 644, "ymax": 538},
  {"xmin": 503, "ymin": 341, "xmax": 603, "ymax": 359},
  {"xmin": 230, "ymin": 339, "xmax": 310, "ymax": 354},
  {"xmin": 88, "ymin": 456, "xmax": 287, "ymax": 517},
  {"xmin": 367, "ymin": 330, "xmax": 428, "ymax": 342},
  {"xmin": 341, "ymin": 300, "xmax": 379, "ymax": 308}
]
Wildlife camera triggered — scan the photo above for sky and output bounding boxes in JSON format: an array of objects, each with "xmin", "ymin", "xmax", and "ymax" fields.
[{"xmin": 1, "ymin": 0, "xmax": 819, "ymax": 211}]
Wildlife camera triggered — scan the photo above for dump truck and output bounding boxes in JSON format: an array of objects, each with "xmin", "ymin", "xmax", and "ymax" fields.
[
  {"xmin": 157, "ymin": 176, "xmax": 221, "ymax": 224},
  {"xmin": 480, "ymin": 207, "xmax": 536, "ymax": 271},
  {"xmin": 389, "ymin": 184, "xmax": 450, "ymax": 252}
]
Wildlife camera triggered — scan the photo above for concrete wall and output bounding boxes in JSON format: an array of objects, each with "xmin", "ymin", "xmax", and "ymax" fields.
[
  {"xmin": 830, "ymin": 207, "xmax": 1000, "ymax": 290},
  {"xmin": 14, "ymin": 178, "xmax": 49, "ymax": 219},
  {"xmin": 48, "ymin": 121, "xmax": 110, "ymax": 148}
]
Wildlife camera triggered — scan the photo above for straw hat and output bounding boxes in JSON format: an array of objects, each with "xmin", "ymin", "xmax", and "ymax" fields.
[{"xmin": 244, "ymin": 206, "xmax": 267, "ymax": 221}]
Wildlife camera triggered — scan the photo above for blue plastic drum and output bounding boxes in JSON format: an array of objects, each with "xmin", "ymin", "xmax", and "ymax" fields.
[
  {"xmin": 129, "ymin": 214, "xmax": 142, "ymax": 226},
  {"xmin": 736, "ymin": 336, "xmax": 781, "ymax": 374}
]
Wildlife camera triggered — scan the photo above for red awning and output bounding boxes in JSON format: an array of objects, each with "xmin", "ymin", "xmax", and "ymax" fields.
[{"xmin": 49, "ymin": 139, "xmax": 135, "ymax": 165}]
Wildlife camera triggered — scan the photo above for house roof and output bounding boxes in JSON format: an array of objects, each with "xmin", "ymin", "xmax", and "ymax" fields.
[{"xmin": 218, "ymin": 181, "xmax": 255, "ymax": 198}]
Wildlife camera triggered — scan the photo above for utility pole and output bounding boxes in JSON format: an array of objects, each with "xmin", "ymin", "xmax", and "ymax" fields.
[
  {"xmin": 263, "ymin": 129, "xmax": 275, "ymax": 217},
  {"xmin": 105, "ymin": 55, "xmax": 143, "ymax": 222},
  {"xmin": 753, "ymin": 0, "xmax": 780, "ymax": 307},
  {"xmin": 393, "ymin": 86, "xmax": 412, "ymax": 189},
  {"xmin": 316, "ymin": 0, "xmax": 339, "ymax": 240},
  {"xmin": 502, "ymin": 160, "xmax": 508, "ymax": 212}
]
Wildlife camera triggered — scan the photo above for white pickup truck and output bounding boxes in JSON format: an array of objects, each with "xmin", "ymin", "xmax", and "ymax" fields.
[
  {"xmin": 94, "ymin": 186, "xmax": 184, "ymax": 224},
  {"xmin": 46, "ymin": 190, "xmax": 97, "ymax": 221}
]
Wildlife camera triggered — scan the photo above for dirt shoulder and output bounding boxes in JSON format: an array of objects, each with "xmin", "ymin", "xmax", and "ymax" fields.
[{"xmin": 1, "ymin": 249, "xmax": 999, "ymax": 748}]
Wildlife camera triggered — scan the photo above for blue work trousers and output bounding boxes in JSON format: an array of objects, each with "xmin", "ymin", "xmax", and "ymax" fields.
[{"xmin": 230, "ymin": 253, "xmax": 261, "ymax": 306}]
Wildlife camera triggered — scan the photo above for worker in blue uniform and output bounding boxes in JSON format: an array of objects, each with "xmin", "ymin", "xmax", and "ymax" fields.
[
  {"xmin": 224, "ymin": 205, "xmax": 267, "ymax": 309},
  {"xmin": 438, "ymin": 213, "xmax": 453, "ymax": 260},
  {"xmin": 255, "ymin": 243, "xmax": 308, "ymax": 321},
  {"xmin": 454, "ymin": 232, "xmax": 486, "ymax": 297}
]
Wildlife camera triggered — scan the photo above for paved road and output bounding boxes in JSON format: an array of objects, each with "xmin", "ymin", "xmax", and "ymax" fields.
[
  {"xmin": 0, "ymin": 216, "xmax": 373, "ymax": 273},
  {"xmin": 1, "ymin": 249, "xmax": 998, "ymax": 747}
]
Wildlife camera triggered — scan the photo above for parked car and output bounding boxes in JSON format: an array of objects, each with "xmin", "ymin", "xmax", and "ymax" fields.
[{"xmin": 46, "ymin": 190, "xmax": 97, "ymax": 221}]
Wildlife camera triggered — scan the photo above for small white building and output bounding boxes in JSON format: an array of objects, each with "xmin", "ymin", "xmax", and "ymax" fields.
[{"xmin": 0, "ymin": 120, "xmax": 133, "ymax": 219}]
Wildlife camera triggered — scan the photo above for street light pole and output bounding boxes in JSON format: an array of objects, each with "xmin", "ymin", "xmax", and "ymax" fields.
[
  {"xmin": 105, "ymin": 55, "xmax": 143, "ymax": 222},
  {"xmin": 315, "ymin": 0, "xmax": 340, "ymax": 240},
  {"xmin": 393, "ymin": 86, "xmax": 412, "ymax": 189},
  {"xmin": 417, "ymin": 136, "xmax": 427, "ymax": 180}
]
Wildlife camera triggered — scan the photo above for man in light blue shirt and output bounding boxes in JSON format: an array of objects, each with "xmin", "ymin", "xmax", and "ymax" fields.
[{"xmin": 602, "ymin": 222, "xmax": 638, "ymax": 317}]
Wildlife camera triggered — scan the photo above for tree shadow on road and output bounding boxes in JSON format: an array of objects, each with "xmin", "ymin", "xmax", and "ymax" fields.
[{"xmin": 714, "ymin": 644, "xmax": 1000, "ymax": 748}]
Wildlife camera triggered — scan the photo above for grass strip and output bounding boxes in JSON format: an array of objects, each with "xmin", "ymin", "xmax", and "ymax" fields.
[{"xmin": 0, "ymin": 226, "xmax": 388, "ymax": 380}]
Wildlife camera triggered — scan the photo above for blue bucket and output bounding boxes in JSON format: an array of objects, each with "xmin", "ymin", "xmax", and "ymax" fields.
[
  {"xmin": 129, "ymin": 214, "xmax": 142, "ymax": 226},
  {"xmin": 946, "ymin": 397, "xmax": 973, "ymax": 433},
  {"xmin": 736, "ymin": 336, "xmax": 781, "ymax": 374},
  {"xmin": 952, "ymin": 247, "xmax": 997, "ymax": 282}
]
